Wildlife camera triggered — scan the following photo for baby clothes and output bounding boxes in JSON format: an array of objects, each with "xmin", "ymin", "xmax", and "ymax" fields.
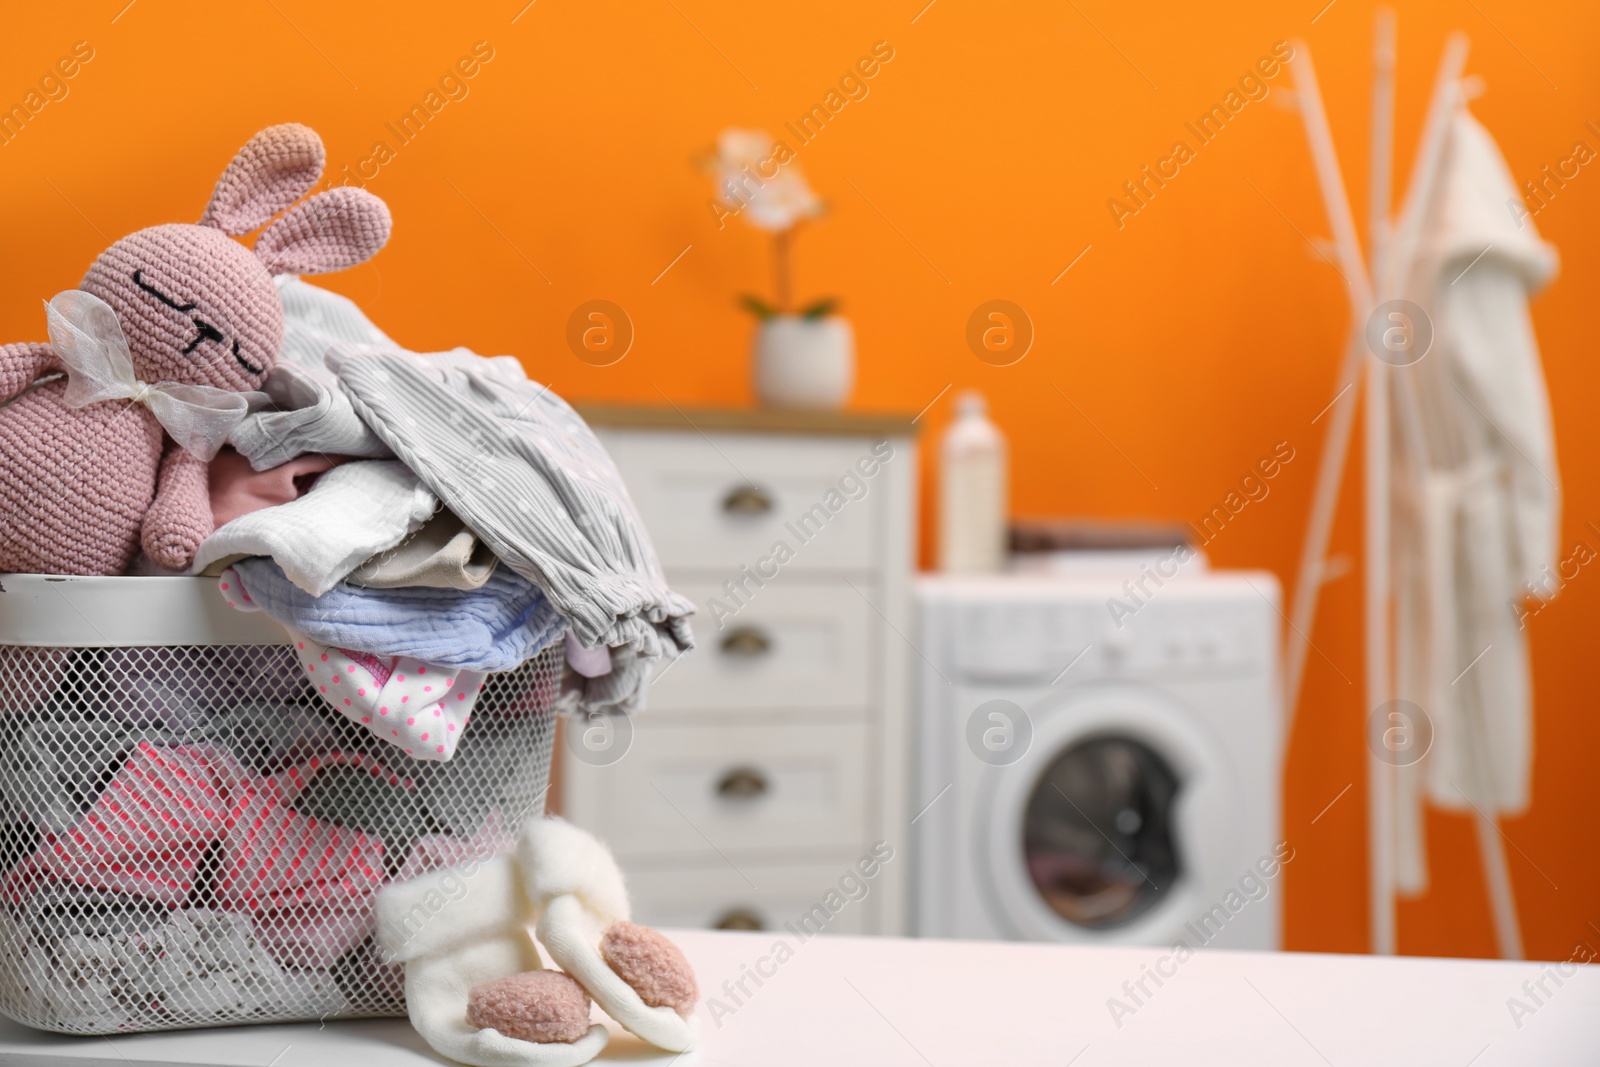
[
  {"xmin": 190, "ymin": 460, "xmax": 437, "ymax": 595},
  {"xmin": 226, "ymin": 276, "xmax": 398, "ymax": 469},
  {"xmin": 209, "ymin": 445, "xmax": 340, "ymax": 529},
  {"xmin": 221, "ymin": 559, "xmax": 564, "ymax": 674},
  {"xmin": 348, "ymin": 507, "xmax": 498, "ymax": 591},
  {"xmin": 393, "ymin": 813, "xmax": 516, "ymax": 886},
  {"xmin": 195, "ymin": 701, "xmax": 345, "ymax": 776},
  {"xmin": 0, "ymin": 905, "xmax": 343, "ymax": 1032},
  {"xmin": 216, "ymin": 278, "xmax": 694, "ymax": 719},
  {"xmin": 222, "ymin": 753, "xmax": 396, "ymax": 968},
  {"xmin": 229, "ymin": 278, "xmax": 528, "ymax": 471},
  {"xmin": 562, "ymin": 632, "xmax": 611, "ymax": 678},
  {"xmin": 417, "ymin": 714, "xmax": 554, "ymax": 836},
  {"xmin": 228, "ymin": 361, "xmax": 393, "ymax": 471},
  {"xmin": 286, "ymin": 628, "xmax": 487, "ymax": 763},
  {"xmin": 101, "ymin": 644, "xmax": 309, "ymax": 737},
  {"xmin": 332, "ymin": 350, "xmax": 694, "ymax": 664},
  {"xmin": 0, "ymin": 711, "xmax": 171, "ymax": 833},
  {"xmin": 299, "ymin": 762, "xmax": 430, "ymax": 868},
  {"xmin": 7, "ymin": 743, "xmax": 390, "ymax": 969}
]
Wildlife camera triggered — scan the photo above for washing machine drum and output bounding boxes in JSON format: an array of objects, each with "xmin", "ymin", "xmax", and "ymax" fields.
[
  {"xmin": 1022, "ymin": 736, "xmax": 1182, "ymax": 928},
  {"xmin": 979, "ymin": 686, "xmax": 1239, "ymax": 944}
]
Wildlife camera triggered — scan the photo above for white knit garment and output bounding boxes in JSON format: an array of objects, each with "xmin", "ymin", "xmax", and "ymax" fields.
[{"xmin": 189, "ymin": 459, "xmax": 436, "ymax": 595}]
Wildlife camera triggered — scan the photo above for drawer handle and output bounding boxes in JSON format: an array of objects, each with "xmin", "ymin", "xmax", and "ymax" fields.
[
  {"xmin": 713, "ymin": 908, "xmax": 765, "ymax": 932},
  {"xmin": 722, "ymin": 484, "xmax": 774, "ymax": 516},
  {"xmin": 720, "ymin": 627, "xmax": 772, "ymax": 658},
  {"xmin": 716, "ymin": 767, "xmax": 769, "ymax": 800}
]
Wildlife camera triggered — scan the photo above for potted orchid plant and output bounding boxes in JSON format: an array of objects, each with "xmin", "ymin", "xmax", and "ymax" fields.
[{"xmin": 708, "ymin": 128, "xmax": 853, "ymax": 410}]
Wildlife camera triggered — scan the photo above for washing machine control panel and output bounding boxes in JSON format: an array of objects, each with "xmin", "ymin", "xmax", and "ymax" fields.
[
  {"xmin": 949, "ymin": 602, "xmax": 1094, "ymax": 680},
  {"xmin": 947, "ymin": 594, "xmax": 1269, "ymax": 682}
]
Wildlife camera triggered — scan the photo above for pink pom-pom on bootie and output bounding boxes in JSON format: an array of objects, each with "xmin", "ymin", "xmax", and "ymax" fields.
[
  {"xmin": 465, "ymin": 970, "xmax": 593, "ymax": 1045},
  {"xmin": 599, "ymin": 922, "xmax": 699, "ymax": 1017}
]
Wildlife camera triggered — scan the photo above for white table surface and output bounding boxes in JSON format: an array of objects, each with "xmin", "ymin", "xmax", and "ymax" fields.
[{"xmin": 0, "ymin": 930, "xmax": 1594, "ymax": 1066}]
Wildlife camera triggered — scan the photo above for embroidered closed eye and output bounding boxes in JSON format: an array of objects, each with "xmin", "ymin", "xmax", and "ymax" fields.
[
  {"xmin": 232, "ymin": 339, "xmax": 265, "ymax": 376},
  {"xmin": 189, "ymin": 324, "xmax": 265, "ymax": 376},
  {"xmin": 132, "ymin": 269, "xmax": 196, "ymax": 312}
]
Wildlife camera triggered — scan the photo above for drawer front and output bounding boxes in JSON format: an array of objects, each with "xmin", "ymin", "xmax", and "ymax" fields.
[
  {"xmin": 624, "ymin": 859, "xmax": 886, "ymax": 936},
  {"xmin": 648, "ymin": 580, "xmax": 874, "ymax": 712},
  {"xmin": 569, "ymin": 721, "xmax": 870, "ymax": 857},
  {"xmin": 599, "ymin": 429, "xmax": 900, "ymax": 574}
]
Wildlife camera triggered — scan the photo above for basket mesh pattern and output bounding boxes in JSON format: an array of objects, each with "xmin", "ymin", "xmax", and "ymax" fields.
[{"xmin": 0, "ymin": 641, "xmax": 560, "ymax": 1035}]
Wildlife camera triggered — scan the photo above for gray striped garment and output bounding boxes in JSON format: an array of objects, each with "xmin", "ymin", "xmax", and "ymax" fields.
[
  {"xmin": 332, "ymin": 349, "xmax": 694, "ymax": 711},
  {"xmin": 228, "ymin": 277, "xmax": 396, "ymax": 468}
]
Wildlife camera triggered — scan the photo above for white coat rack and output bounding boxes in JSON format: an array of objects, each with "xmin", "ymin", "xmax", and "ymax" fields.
[{"xmin": 1282, "ymin": 13, "xmax": 1524, "ymax": 959}]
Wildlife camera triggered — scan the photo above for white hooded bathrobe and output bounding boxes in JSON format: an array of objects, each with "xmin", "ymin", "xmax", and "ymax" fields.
[{"xmin": 1391, "ymin": 106, "xmax": 1560, "ymax": 895}]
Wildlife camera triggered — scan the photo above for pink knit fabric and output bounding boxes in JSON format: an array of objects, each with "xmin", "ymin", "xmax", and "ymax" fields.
[
  {"xmin": 6, "ymin": 742, "xmax": 392, "ymax": 968},
  {"xmin": 199, "ymin": 124, "xmax": 324, "ymax": 235},
  {"xmin": 209, "ymin": 446, "xmax": 338, "ymax": 529},
  {"xmin": 0, "ymin": 123, "xmax": 391, "ymax": 576},
  {"xmin": 143, "ymin": 442, "xmax": 214, "ymax": 570},
  {"xmin": 14, "ymin": 743, "xmax": 233, "ymax": 905},
  {"xmin": 465, "ymin": 970, "xmax": 593, "ymax": 1044},
  {"xmin": 254, "ymin": 187, "xmax": 392, "ymax": 276}
]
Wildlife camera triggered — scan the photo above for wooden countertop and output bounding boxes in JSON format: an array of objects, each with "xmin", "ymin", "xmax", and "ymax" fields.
[{"xmin": 576, "ymin": 403, "xmax": 918, "ymax": 438}]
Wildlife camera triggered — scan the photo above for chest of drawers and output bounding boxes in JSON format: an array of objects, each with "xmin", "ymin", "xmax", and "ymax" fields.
[{"xmin": 562, "ymin": 405, "xmax": 917, "ymax": 936}]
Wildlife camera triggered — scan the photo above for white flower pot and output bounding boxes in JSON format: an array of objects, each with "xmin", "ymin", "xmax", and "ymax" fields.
[{"xmin": 752, "ymin": 315, "xmax": 855, "ymax": 410}]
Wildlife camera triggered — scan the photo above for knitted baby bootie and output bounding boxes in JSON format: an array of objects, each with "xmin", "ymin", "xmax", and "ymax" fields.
[
  {"xmin": 518, "ymin": 818, "xmax": 699, "ymax": 1054},
  {"xmin": 374, "ymin": 853, "xmax": 608, "ymax": 1067}
]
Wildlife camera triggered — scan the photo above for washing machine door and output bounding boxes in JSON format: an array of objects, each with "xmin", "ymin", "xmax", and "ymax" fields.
[{"xmin": 976, "ymin": 683, "xmax": 1240, "ymax": 945}]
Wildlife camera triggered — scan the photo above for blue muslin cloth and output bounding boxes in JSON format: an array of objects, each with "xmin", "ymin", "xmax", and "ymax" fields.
[{"xmin": 229, "ymin": 557, "xmax": 566, "ymax": 673}]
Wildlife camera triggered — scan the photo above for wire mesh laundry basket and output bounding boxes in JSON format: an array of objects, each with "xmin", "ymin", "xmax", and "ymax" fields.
[{"xmin": 0, "ymin": 575, "xmax": 559, "ymax": 1035}]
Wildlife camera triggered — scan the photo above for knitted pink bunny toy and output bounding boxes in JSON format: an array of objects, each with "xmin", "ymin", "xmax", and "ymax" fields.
[{"xmin": 0, "ymin": 124, "xmax": 389, "ymax": 576}]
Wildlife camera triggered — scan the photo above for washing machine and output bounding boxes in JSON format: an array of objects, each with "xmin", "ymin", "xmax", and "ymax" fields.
[{"xmin": 912, "ymin": 563, "xmax": 1284, "ymax": 948}]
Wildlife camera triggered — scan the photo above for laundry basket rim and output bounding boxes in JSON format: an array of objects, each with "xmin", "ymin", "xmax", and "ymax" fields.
[{"xmin": 0, "ymin": 573, "xmax": 287, "ymax": 647}]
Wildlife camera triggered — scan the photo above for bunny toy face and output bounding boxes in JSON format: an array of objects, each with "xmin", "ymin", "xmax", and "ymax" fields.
[
  {"xmin": 82, "ymin": 225, "xmax": 284, "ymax": 392},
  {"xmin": 79, "ymin": 123, "xmax": 389, "ymax": 393}
]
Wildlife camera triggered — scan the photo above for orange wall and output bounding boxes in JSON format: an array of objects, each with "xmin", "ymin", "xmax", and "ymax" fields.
[{"xmin": 2, "ymin": 0, "xmax": 1596, "ymax": 961}]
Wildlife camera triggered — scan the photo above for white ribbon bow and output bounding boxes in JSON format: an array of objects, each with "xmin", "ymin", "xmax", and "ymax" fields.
[{"xmin": 45, "ymin": 290, "xmax": 261, "ymax": 461}]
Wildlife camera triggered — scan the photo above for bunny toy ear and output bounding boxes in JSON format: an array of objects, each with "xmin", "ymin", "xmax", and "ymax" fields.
[
  {"xmin": 199, "ymin": 124, "xmax": 325, "ymax": 235},
  {"xmin": 254, "ymin": 187, "xmax": 392, "ymax": 276}
]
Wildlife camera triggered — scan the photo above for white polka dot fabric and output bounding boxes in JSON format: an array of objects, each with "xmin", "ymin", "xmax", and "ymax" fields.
[
  {"xmin": 220, "ymin": 565, "xmax": 487, "ymax": 761},
  {"xmin": 293, "ymin": 634, "xmax": 487, "ymax": 762}
]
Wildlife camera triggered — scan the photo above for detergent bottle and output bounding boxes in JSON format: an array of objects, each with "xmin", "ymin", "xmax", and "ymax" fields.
[{"xmin": 939, "ymin": 390, "xmax": 1007, "ymax": 573}]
